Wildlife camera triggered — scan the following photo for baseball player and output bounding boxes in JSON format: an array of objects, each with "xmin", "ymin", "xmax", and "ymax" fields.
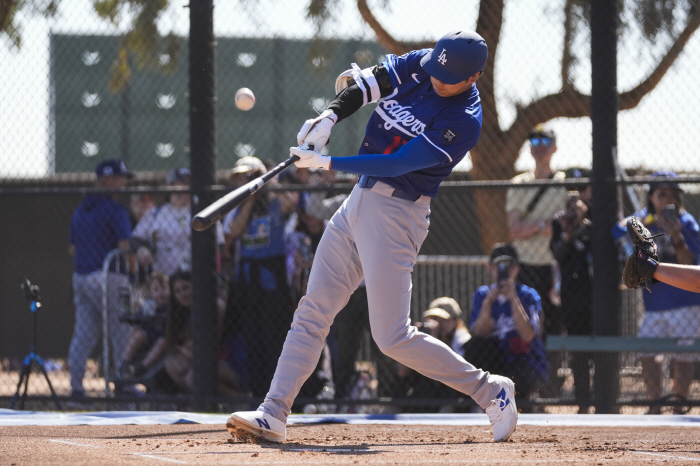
[
  {"xmin": 227, "ymin": 30, "xmax": 517, "ymax": 442},
  {"xmin": 628, "ymin": 256, "xmax": 700, "ymax": 293},
  {"xmin": 68, "ymin": 159, "xmax": 133, "ymax": 398}
]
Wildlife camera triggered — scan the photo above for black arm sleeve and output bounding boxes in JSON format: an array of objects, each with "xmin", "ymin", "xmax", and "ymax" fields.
[
  {"xmin": 326, "ymin": 64, "xmax": 394, "ymax": 124},
  {"xmin": 326, "ymin": 84, "xmax": 364, "ymax": 123}
]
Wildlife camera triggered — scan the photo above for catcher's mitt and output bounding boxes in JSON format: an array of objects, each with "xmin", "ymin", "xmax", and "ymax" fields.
[{"xmin": 623, "ymin": 217, "xmax": 662, "ymax": 291}]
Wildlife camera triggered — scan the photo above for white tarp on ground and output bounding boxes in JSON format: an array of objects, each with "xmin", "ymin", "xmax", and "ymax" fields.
[{"xmin": 1, "ymin": 409, "xmax": 700, "ymax": 427}]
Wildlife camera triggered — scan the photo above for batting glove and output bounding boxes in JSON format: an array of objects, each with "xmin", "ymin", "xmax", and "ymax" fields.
[
  {"xmin": 290, "ymin": 145, "xmax": 331, "ymax": 170},
  {"xmin": 296, "ymin": 109, "xmax": 338, "ymax": 151}
]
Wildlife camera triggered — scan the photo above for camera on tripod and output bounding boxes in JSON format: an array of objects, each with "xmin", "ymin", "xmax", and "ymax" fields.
[
  {"xmin": 11, "ymin": 276, "xmax": 61, "ymax": 410},
  {"xmin": 21, "ymin": 276, "xmax": 41, "ymax": 304}
]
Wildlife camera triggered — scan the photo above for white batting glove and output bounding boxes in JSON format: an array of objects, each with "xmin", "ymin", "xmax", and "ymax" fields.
[
  {"xmin": 296, "ymin": 109, "xmax": 338, "ymax": 152},
  {"xmin": 290, "ymin": 145, "xmax": 331, "ymax": 170}
]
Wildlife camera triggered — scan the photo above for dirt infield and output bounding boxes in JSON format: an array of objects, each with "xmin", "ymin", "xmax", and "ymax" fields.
[{"xmin": 1, "ymin": 423, "xmax": 699, "ymax": 465}]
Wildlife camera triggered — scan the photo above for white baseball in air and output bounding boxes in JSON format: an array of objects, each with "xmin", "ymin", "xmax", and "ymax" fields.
[{"xmin": 235, "ymin": 87, "xmax": 255, "ymax": 111}]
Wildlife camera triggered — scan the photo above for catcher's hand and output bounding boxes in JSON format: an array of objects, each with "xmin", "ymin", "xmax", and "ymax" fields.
[
  {"xmin": 626, "ymin": 217, "xmax": 661, "ymax": 261},
  {"xmin": 623, "ymin": 217, "xmax": 662, "ymax": 291}
]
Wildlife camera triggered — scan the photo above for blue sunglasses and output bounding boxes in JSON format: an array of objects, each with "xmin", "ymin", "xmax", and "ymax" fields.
[{"xmin": 530, "ymin": 137, "xmax": 554, "ymax": 147}]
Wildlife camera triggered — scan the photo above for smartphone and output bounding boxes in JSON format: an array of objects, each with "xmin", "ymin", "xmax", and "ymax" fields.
[
  {"xmin": 496, "ymin": 261, "xmax": 510, "ymax": 282},
  {"xmin": 662, "ymin": 204, "xmax": 678, "ymax": 222}
]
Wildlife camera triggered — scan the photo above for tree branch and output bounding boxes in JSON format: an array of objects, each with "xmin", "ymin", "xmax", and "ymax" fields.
[
  {"xmin": 475, "ymin": 0, "xmax": 505, "ymax": 138},
  {"xmin": 562, "ymin": 0, "xmax": 575, "ymax": 89},
  {"xmin": 619, "ymin": 11, "xmax": 700, "ymax": 109},
  {"xmin": 356, "ymin": 0, "xmax": 431, "ymax": 54},
  {"xmin": 0, "ymin": 0, "xmax": 14, "ymax": 33},
  {"xmin": 506, "ymin": 10, "xmax": 700, "ymax": 151}
]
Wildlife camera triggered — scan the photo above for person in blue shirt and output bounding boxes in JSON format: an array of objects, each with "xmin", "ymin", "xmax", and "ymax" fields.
[
  {"xmin": 464, "ymin": 243, "xmax": 549, "ymax": 404},
  {"xmin": 227, "ymin": 30, "xmax": 517, "ymax": 443},
  {"xmin": 613, "ymin": 171, "xmax": 700, "ymax": 414},
  {"xmin": 222, "ymin": 156, "xmax": 298, "ymax": 398},
  {"xmin": 67, "ymin": 159, "xmax": 133, "ymax": 398}
]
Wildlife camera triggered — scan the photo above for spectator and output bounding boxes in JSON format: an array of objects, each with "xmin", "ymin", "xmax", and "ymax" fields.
[
  {"xmin": 128, "ymin": 193, "xmax": 156, "ymax": 225},
  {"xmin": 67, "ymin": 159, "xmax": 133, "ymax": 398},
  {"xmin": 222, "ymin": 156, "xmax": 297, "ymax": 397},
  {"xmin": 425, "ymin": 296, "xmax": 472, "ymax": 355},
  {"xmin": 118, "ymin": 271, "xmax": 170, "ymax": 373},
  {"xmin": 160, "ymin": 270, "xmax": 194, "ymax": 393},
  {"xmin": 614, "ymin": 171, "xmax": 700, "ymax": 414},
  {"xmin": 120, "ymin": 271, "xmax": 244, "ymax": 396},
  {"xmin": 395, "ymin": 297, "xmax": 472, "ymax": 412},
  {"xmin": 506, "ymin": 125, "xmax": 567, "ymax": 394},
  {"xmin": 463, "ymin": 243, "xmax": 549, "ymax": 402},
  {"xmin": 132, "ymin": 167, "xmax": 224, "ymax": 276},
  {"xmin": 286, "ymin": 192, "xmax": 325, "ymax": 304},
  {"xmin": 551, "ymin": 179, "xmax": 594, "ymax": 413}
]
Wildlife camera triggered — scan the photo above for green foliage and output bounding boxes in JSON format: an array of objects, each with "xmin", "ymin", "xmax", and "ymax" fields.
[
  {"xmin": 93, "ymin": 0, "xmax": 179, "ymax": 93},
  {"xmin": 1, "ymin": 0, "xmax": 60, "ymax": 49},
  {"xmin": 305, "ymin": 0, "xmax": 341, "ymax": 33},
  {"xmin": 633, "ymin": 0, "xmax": 689, "ymax": 39}
]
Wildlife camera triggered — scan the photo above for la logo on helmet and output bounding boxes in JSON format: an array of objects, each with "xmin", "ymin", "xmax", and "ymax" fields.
[{"xmin": 438, "ymin": 48, "xmax": 447, "ymax": 65}]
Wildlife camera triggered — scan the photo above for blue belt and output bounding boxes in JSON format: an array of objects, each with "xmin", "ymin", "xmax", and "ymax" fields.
[{"xmin": 358, "ymin": 175, "xmax": 421, "ymax": 202}]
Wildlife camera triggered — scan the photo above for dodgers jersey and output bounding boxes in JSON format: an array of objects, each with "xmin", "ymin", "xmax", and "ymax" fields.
[
  {"xmin": 470, "ymin": 283, "xmax": 549, "ymax": 380},
  {"xmin": 360, "ymin": 49, "xmax": 483, "ymax": 197}
]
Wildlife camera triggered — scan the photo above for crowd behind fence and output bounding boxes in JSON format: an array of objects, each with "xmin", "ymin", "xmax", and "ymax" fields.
[{"xmin": 2, "ymin": 174, "xmax": 700, "ymax": 415}]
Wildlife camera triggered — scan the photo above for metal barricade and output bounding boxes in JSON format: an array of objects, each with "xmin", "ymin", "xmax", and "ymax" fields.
[
  {"xmin": 101, "ymin": 248, "xmax": 142, "ymax": 397},
  {"xmin": 412, "ymin": 255, "xmax": 490, "ymax": 320}
]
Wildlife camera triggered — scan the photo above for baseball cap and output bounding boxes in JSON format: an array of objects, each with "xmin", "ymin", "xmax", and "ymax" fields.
[
  {"xmin": 427, "ymin": 296, "xmax": 462, "ymax": 320},
  {"xmin": 490, "ymin": 242, "xmax": 519, "ymax": 265},
  {"xmin": 95, "ymin": 159, "xmax": 133, "ymax": 178},
  {"xmin": 528, "ymin": 125, "xmax": 557, "ymax": 144},
  {"xmin": 565, "ymin": 167, "xmax": 590, "ymax": 179},
  {"xmin": 420, "ymin": 30, "xmax": 488, "ymax": 85},
  {"xmin": 650, "ymin": 170, "xmax": 683, "ymax": 192},
  {"xmin": 423, "ymin": 307, "xmax": 452, "ymax": 321},
  {"xmin": 564, "ymin": 167, "xmax": 591, "ymax": 189},
  {"xmin": 166, "ymin": 167, "xmax": 191, "ymax": 185},
  {"xmin": 230, "ymin": 156, "xmax": 266, "ymax": 176}
]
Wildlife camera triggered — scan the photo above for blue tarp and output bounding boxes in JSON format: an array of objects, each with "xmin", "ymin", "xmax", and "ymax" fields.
[{"xmin": 1, "ymin": 409, "xmax": 699, "ymax": 427}]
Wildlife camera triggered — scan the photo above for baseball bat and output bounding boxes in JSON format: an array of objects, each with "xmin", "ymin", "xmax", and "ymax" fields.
[{"xmin": 191, "ymin": 155, "xmax": 300, "ymax": 231}]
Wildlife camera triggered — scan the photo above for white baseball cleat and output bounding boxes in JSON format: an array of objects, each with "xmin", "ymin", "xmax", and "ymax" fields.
[
  {"xmin": 485, "ymin": 375, "xmax": 518, "ymax": 442},
  {"xmin": 226, "ymin": 411, "xmax": 286, "ymax": 443}
]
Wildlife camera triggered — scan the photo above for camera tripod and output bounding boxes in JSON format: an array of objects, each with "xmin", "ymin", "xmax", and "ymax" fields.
[{"xmin": 10, "ymin": 279, "xmax": 62, "ymax": 410}]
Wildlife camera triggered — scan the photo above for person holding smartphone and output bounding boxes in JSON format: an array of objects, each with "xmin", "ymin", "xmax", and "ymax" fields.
[
  {"xmin": 551, "ymin": 184, "xmax": 594, "ymax": 413},
  {"xmin": 614, "ymin": 171, "xmax": 700, "ymax": 414},
  {"xmin": 463, "ymin": 243, "xmax": 550, "ymax": 404}
]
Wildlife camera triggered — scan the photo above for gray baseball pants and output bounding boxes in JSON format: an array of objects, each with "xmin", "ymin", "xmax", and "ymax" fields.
[
  {"xmin": 68, "ymin": 271, "xmax": 130, "ymax": 394},
  {"xmin": 261, "ymin": 181, "xmax": 497, "ymax": 422}
]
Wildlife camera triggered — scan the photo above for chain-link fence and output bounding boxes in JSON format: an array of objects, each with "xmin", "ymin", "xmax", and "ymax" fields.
[{"xmin": 2, "ymin": 0, "xmax": 700, "ymax": 415}]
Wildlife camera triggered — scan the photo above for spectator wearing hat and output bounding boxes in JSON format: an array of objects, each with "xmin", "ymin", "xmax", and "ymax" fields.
[
  {"xmin": 132, "ymin": 167, "xmax": 225, "ymax": 276},
  {"xmin": 551, "ymin": 175, "xmax": 594, "ymax": 413},
  {"xmin": 394, "ymin": 297, "xmax": 472, "ymax": 413},
  {"xmin": 463, "ymin": 243, "xmax": 549, "ymax": 402},
  {"xmin": 67, "ymin": 159, "xmax": 133, "ymax": 398},
  {"xmin": 221, "ymin": 156, "xmax": 298, "ymax": 396},
  {"xmin": 613, "ymin": 171, "xmax": 700, "ymax": 414},
  {"xmin": 506, "ymin": 125, "xmax": 567, "ymax": 395},
  {"xmin": 425, "ymin": 297, "xmax": 472, "ymax": 356}
]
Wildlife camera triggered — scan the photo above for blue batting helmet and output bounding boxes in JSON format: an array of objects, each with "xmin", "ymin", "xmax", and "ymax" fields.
[{"xmin": 420, "ymin": 30, "xmax": 488, "ymax": 85}]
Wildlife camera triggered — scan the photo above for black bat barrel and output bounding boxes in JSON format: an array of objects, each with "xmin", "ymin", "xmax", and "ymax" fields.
[{"xmin": 191, "ymin": 155, "xmax": 300, "ymax": 231}]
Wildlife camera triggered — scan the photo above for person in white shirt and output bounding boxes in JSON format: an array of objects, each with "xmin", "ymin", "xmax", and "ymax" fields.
[{"xmin": 132, "ymin": 167, "xmax": 224, "ymax": 275}]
